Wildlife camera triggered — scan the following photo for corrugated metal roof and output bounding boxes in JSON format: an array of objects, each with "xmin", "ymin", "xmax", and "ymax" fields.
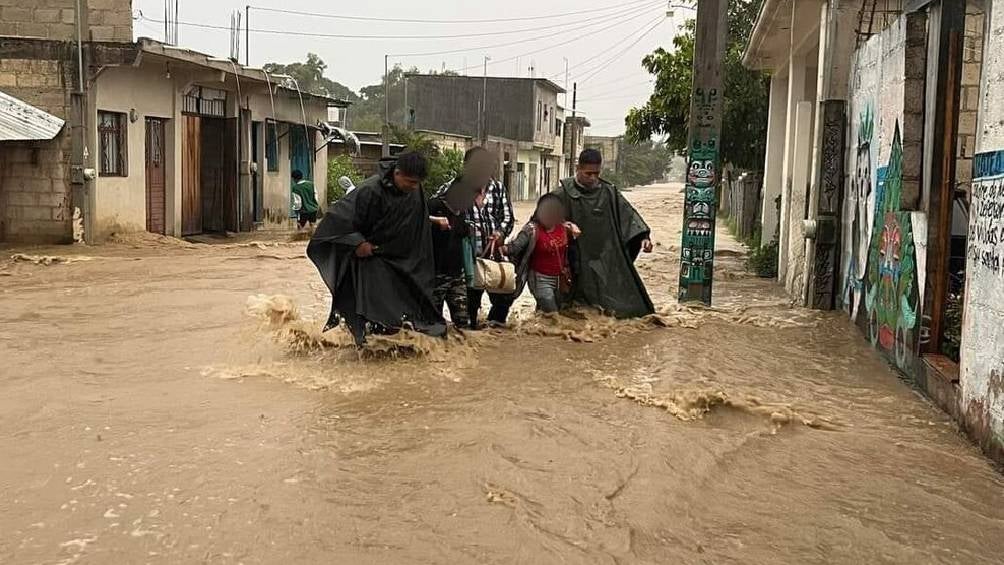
[{"xmin": 0, "ymin": 90, "xmax": 65, "ymax": 142}]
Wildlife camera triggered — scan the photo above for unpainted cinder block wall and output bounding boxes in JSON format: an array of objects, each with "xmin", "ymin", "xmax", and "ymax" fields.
[
  {"xmin": 0, "ymin": 0, "xmax": 133, "ymax": 43},
  {"xmin": 0, "ymin": 57, "xmax": 75, "ymax": 243}
]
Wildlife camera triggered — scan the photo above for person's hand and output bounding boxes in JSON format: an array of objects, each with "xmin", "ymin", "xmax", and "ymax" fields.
[
  {"xmin": 355, "ymin": 241, "xmax": 376, "ymax": 258},
  {"xmin": 490, "ymin": 231, "xmax": 503, "ymax": 242},
  {"xmin": 641, "ymin": 239, "xmax": 654, "ymax": 253},
  {"xmin": 430, "ymin": 216, "xmax": 451, "ymax": 230},
  {"xmin": 565, "ymin": 222, "xmax": 582, "ymax": 239}
]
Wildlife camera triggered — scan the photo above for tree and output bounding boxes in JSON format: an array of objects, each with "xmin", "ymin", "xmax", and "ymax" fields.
[
  {"xmin": 392, "ymin": 127, "xmax": 463, "ymax": 194},
  {"xmin": 625, "ymin": 0, "xmax": 769, "ymax": 171},
  {"xmin": 600, "ymin": 140, "xmax": 673, "ymax": 188},
  {"xmin": 351, "ymin": 66, "xmax": 463, "ymax": 132},
  {"xmin": 262, "ymin": 53, "xmax": 357, "ymax": 102}
]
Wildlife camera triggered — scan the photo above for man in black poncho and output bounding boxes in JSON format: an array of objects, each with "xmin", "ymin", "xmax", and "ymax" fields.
[
  {"xmin": 553, "ymin": 148, "xmax": 655, "ymax": 318},
  {"xmin": 307, "ymin": 151, "xmax": 446, "ymax": 345}
]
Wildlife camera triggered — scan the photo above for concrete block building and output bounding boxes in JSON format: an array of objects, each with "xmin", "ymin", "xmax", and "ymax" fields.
[
  {"xmin": 0, "ymin": 1, "xmax": 340, "ymax": 243},
  {"xmin": 744, "ymin": 0, "xmax": 1004, "ymax": 463},
  {"xmin": 404, "ymin": 74, "xmax": 566, "ymax": 200}
]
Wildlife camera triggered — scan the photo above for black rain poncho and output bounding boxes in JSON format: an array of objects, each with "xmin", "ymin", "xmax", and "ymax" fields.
[
  {"xmin": 307, "ymin": 159, "xmax": 446, "ymax": 343},
  {"xmin": 553, "ymin": 177, "xmax": 654, "ymax": 318}
]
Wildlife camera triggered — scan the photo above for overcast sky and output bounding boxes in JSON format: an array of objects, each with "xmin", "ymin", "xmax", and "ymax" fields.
[{"xmin": 133, "ymin": 0, "xmax": 689, "ymax": 136}]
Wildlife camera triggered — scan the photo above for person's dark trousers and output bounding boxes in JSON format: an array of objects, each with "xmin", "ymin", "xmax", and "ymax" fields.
[{"xmin": 467, "ymin": 288, "xmax": 514, "ymax": 327}]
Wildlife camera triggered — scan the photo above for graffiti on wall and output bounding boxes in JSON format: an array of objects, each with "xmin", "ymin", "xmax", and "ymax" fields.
[
  {"xmin": 969, "ymin": 150, "xmax": 1004, "ymax": 278},
  {"xmin": 863, "ymin": 123, "xmax": 920, "ymax": 371},
  {"xmin": 679, "ymin": 86, "xmax": 721, "ymax": 305},
  {"xmin": 843, "ymin": 107, "xmax": 875, "ymax": 320}
]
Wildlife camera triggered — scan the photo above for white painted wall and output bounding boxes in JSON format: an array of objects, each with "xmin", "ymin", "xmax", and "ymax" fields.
[
  {"xmin": 761, "ymin": 73, "xmax": 789, "ymax": 245},
  {"xmin": 961, "ymin": 0, "xmax": 1004, "ymax": 454},
  {"xmin": 93, "ymin": 65, "xmax": 176, "ymax": 238}
]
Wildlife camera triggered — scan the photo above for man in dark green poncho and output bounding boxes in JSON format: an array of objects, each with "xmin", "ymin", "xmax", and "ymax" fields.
[{"xmin": 553, "ymin": 149, "xmax": 655, "ymax": 318}]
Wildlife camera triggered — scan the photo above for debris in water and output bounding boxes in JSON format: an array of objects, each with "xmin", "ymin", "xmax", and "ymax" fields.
[{"xmin": 10, "ymin": 253, "xmax": 95, "ymax": 265}]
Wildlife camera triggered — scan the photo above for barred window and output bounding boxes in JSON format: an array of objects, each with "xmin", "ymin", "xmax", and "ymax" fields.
[
  {"xmin": 98, "ymin": 111, "xmax": 127, "ymax": 176},
  {"xmin": 265, "ymin": 121, "xmax": 279, "ymax": 172}
]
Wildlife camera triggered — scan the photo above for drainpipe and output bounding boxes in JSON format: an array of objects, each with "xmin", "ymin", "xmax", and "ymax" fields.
[{"xmin": 71, "ymin": 0, "xmax": 96, "ymax": 243}]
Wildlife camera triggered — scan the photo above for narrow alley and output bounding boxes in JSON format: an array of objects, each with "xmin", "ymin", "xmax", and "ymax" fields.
[{"xmin": 1, "ymin": 184, "xmax": 1002, "ymax": 564}]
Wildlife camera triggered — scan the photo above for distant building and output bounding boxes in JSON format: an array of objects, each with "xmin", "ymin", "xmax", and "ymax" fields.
[
  {"xmin": 404, "ymin": 74, "xmax": 566, "ymax": 200},
  {"xmin": 0, "ymin": 2, "xmax": 345, "ymax": 243},
  {"xmin": 584, "ymin": 135, "xmax": 624, "ymax": 174}
]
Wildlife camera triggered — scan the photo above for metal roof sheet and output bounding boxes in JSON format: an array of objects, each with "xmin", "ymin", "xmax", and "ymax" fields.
[{"xmin": 0, "ymin": 90, "xmax": 65, "ymax": 142}]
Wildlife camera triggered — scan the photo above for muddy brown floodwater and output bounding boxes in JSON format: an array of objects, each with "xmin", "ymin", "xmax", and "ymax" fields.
[{"xmin": 2, "ymin": 184, "xmax": 1003, "ymax": 564}]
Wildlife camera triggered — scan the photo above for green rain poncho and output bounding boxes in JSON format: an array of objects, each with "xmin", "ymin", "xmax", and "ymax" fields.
[{"xmin": 553, "ymin": 177, "xmax": 654, "ymax": 318}]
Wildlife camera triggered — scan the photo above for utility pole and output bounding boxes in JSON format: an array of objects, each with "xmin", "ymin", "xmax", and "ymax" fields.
[
  {"xmin": 678, "ymin": 0, "xmax": 727, "ymax": 305},
  {"xmin": 245, "ymin": 5, "xmax": 249, "ymax": 66},
  {"xmin": 481, "ymin": 56, "xmax": 490, "ymax": 145},
  {"xmin": 382, "ymin": 54, "xmax": 390, "ymax": 157},
  {"xmin": 569, "ymin": 82, "xmax": 577, "ymax": 177},
  {"xmin": 563, "ymin": 57, "xmax": 569, "ymax": 108}
]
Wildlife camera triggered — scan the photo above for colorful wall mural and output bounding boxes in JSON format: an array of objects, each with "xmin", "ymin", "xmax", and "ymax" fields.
[
  {"xmin": 843, "ymin": 107, "xmax": 876, "ymax": 320},
  {"xmin": 842, "ymin": 15, "xmax": 926, "ymax": 373},
  {"xmin": 863, "ymin": 124, "xmax": 920, "ymax": 370}
]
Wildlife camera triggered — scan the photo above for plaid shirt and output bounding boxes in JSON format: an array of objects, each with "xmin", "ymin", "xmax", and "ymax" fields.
[{"xmin": 437, "ymin": 177, "xmax": 514, "ymax": 256}]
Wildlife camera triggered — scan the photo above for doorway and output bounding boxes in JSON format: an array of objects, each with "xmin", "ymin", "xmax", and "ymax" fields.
[
  {"xmin": 144, "ymin": 118, "xmax": 167, "ymax": 235},
  {"xmin": 180, "ymin": 115, "xmax": 239, "ymax": 235}
]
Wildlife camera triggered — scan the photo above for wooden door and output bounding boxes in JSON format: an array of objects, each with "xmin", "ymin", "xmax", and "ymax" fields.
[
  {"xmin": 223, "ymin": 117, "xmax": 240, "ymax": 233},
  {"xmin": 145, "ymin": 118, "xmax": 167, "ymax": 234},
  {"xmin": 181, "ymin": 115, "xmax": 202, "ymax": 236}
]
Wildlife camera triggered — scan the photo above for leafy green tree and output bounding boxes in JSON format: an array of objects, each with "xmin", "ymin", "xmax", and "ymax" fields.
[
  {"xmin": 392, "ymin": 127, "xmax": 463, "ymax": 194},
  {"xmin": 263, "ymin": 53, "xmax": 357, "ymax": 102},
  {"xmin": 326, "ymin": 154, "xmax": 363, "ymax": 203},
  {"xmin": 625, "ymin": 0, "xmax": 768, "ymax": 170},
  {"xmin": 599, "ymin": 140, "xmax": 673, "ymax": 188}
]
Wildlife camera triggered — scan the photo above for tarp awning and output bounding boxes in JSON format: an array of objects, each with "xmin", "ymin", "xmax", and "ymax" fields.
[{"xmin": 0, "ymin": 90, "xmax": 65, "ymax": 142}]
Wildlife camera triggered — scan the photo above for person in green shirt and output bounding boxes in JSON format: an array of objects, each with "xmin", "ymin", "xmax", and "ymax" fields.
[{"xmin": 291, "ymin": 169, "xmax": 320, "ymax": 228}]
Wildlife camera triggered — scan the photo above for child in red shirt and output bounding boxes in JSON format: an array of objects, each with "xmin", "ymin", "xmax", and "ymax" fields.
[{"xmin": 505, "ymin": 193, "xmax": 580, "ymax": 312}]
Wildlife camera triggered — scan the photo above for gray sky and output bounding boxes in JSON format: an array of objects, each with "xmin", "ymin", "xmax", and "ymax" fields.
[{"xmin": 133, "ymin": 0, "xmax": 688, "ymax": 136}]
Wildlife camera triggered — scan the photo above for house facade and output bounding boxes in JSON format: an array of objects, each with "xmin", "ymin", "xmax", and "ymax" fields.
[
  {"xmin": 0, "ymin": 2, "xmax": 338, "ymax": 244},
  {"xmin": 405, "ymin": 74, "xmax": 565, "ymax": 200},
  {"xmin": 745, "ymin": 0, "xmax": 1004, "ymax": 463}
]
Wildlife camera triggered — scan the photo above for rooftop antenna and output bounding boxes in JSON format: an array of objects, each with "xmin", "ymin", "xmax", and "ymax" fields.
[
  {"xmin": 163, "ymin": 0, "xmax": 179, "ymax": 45},
  {"xmin": 229, "ymin": 10, "xmax": 242, "ymax": 62}
]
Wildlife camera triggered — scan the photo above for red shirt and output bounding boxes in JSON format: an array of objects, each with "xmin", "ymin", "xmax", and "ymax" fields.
[{"xmin": 530, "ymin": 224, "xmax": 568, "ymax": 276}]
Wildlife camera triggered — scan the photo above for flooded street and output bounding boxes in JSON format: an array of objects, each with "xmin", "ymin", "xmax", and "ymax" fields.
[{"xmin": 2, "ymin": 184, "xmax": 1003, "ymax": 564}]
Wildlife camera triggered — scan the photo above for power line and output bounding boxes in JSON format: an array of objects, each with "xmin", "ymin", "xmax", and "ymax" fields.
[
  {"xmin": 389, "ymin": 4, "xmax": 662, "ymax": 59},
  {"xmin": 444, "ymin": 11, "xmax": 664, "ymax": 73},
  {"xmin": 545, "ymin": 16, "xmax": 663, "ymax": 82},
  {"xmin": 576, "ymin": 17, "xmax": 666, "ymax": 84},
  {"xmin": 136, "ymin": 1, "xmax": 661, "ymax": 42},
  {"xmin": 249, "ymin": 0, "xmax": 659, "ymax": 25}
]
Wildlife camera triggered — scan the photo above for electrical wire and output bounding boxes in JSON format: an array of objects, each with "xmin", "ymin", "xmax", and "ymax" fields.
[
  {"xmin": 545, "ymin": 16, "xmax": 662, "ymax": 82},
  {"xmin": 443, "ymin": 11, "xmax": 664, "ymax": 73},
  {"xmin": 249, "ymin": 0, "xmax": 659, "ymax": 25},
  {"xmin": 137, "ymin": 2, "xmax": 662, "ymax": 42},
  {"xmin": 575, "ymin": 17, "xmax": 666, "ymax": 84},
  {"xmin": 387, "ymin": 3, "xmax": 661, "ymax": 59}
]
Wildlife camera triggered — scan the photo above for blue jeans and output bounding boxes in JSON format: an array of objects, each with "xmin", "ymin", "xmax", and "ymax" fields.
[{"xmin": 529, "ymin": 271, "xmax": 560, "ymax": 313}]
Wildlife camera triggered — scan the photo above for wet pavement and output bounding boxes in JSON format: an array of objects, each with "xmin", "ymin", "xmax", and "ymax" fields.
[{"xmin": 1, "ymin": 184, "xmax": 1003, "ymax": 564}]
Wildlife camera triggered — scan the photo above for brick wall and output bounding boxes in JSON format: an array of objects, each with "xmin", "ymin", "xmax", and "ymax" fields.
[
  {"xmin": 0, "ymin": 0, "xmax": 133, "ymax": 43},
  {"xmin": 0, "ymin": 57, "xmax": 74, "ymax": 243}
]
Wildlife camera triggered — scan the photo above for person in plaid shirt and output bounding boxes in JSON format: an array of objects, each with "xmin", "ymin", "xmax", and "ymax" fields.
[{"xmin": 437, "ymin": 147, "xmax": 515, "ymax": 328}]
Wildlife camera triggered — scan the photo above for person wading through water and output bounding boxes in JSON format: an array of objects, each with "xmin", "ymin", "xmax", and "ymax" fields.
[
  {"xmin": 553, "ymin": 148, "xmax": 655, "ymax": 318},
  {"xmin": 307, "ymin": 151, "xmax": 446, "ymax": 345},
  {"xmin": 437, "ymin": 147, "xmax": 515, "ymax": 328},
  {"xmin": 435, "ymin": 148, "xmax": 514, "ymax": 329}
]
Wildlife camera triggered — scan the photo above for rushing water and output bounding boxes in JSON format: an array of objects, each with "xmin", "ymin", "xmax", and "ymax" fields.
[{"xmin": 1, "ymin": 185, "xmax": 1002, "ymax": 564}]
